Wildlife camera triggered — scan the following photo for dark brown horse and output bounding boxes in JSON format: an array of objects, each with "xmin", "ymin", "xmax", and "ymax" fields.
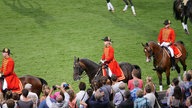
[
  {"xmin": 173, "ymin": 0, "xmax": 192, "ymax": 34},
  {"xmin": 73, "ymin": 57, "xmax": 141, "ymax": 84},
  {"xmin": 19, "ymin": 75, "xmax": 47, "ymax": 98},
  {"xmin": 142, "ymin": 41, "xmax": 187, "ymax": 86},
  {"xmin": 0, "ymin": 75, "xmax": 47, "ymax": 98}
]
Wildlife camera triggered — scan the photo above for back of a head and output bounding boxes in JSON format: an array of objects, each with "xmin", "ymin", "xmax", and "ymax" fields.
[
  {"xmin": 12, "ymin": 93, "xmax": 20, "ymax": 100},
  {"xmin": 119, "ymin": 83, "xmax": 126, "ymax": 90},
  {"xmin": 60, "ymin": 91, "xmax": 65, "ymax": 100},
  {"xmin": 5, "ymin": 91, "xmax": 12, "ymax": 100},
  {"xmin": 6, "ymin": 99, "xmax": 15, "ymax": 108},
  {"xmin": 22, "ymin": 89, "xmax": 29, "ymax": 97},
  {"xmin": 79, "ymin": 82, "xmax": 86, "ymax": 91},
  {"xmin": 173, "ymin": 86, "xmax": 182, "ymax": 99},
  {"xmin": 133, "ymin": 80, "xmax": 139, "ymax": 88},
  {"xmin": 145, "ymin": 84, "xmax": 152, "ymax": 93},
  {"xmin": 100, "ymin": 76, "xmax": 108, "ymax": 85},
  {"xmin": 67, "ymin": 89, "xmax": 75, "ymax": 102},
  {"xmin": 146, "ymin": 76, "xmax": 152, "ymax": 82},
  {"xmin": 136, "ymin": 89, "xmax": 143, "ymax": 98},
  {"xmin": 124, "ymin": 90, "xmax": 131, "ymax": 99},
  {"xmin": 132, "ymin": 69, "xmax": 139, "ymax": 78},
  {"xmin": 87, "ymin": 88, "xmax": 93, "ymax": 97},
  {"xmin": 172, "ymin": 78, "xmax": 179, "ymax": 86},
  {"xmin": 111, "ymin": 74, "xmax": 117, "ymax": 82},
  {"xmin": 24, "ymin": 83, "xmax": 32, "ymax": 90},
  {"xmin": 185, "ymin": 73, "xmax": 192, "ymax": 81}
]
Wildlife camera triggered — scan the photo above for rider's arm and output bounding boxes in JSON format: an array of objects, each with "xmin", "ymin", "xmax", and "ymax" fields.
[{"xmin": 3, "ymin": 60, "xmax": 14, "ymax": 76}]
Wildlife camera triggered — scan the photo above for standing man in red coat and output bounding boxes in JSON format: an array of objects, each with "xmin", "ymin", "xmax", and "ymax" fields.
[
  {"xmin": 100, "ymin": 36, "xmax": 125, "ymax": 81},
  {"xmin": 157, "ymin": 20, "xmax": 179, "ymax": 70},
  {"xmin": 0, "ymin": 48, "xmax": 23, "ymax": 94}
]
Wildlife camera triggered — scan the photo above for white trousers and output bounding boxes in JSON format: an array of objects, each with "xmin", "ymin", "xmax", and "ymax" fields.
[
  {"xmin": 160, "ymin": 42, "xmax": 174, "ymax": 57},
  {"xmin": 3, "ymin": 79, "xmax": 7, "ymax": 90}
]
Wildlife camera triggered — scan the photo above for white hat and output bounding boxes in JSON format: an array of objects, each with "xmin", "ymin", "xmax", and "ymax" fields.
[{"xmin": 25, "ymin": 83, "xmax": 32, "ymax": 89}]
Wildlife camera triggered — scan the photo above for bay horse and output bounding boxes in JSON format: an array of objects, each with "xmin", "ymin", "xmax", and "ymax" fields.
[
  {"xmin": 0, "ymin": 75, "xmax": 47, "ymax": 98},
  {"xmin": 142, "ymin": 41, "xmax": 187, "ymax": 87},
  {"xmin": 73, "ymin": 57, "xmax": 141, "ymax": 84},
  {"xmin": 173, "ymin": 0, "xmax": 192, "ymax": 34}
]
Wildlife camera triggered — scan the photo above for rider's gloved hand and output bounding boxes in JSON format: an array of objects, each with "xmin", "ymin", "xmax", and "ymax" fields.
[{"xmin": 100, "ymin": 59, "xmax": 106, "ymax": 64}]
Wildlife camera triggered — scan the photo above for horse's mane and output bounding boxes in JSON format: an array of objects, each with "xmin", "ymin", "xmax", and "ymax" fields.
[{"xmin": 80, "ymin": 58, "xmax": 100, "ymax": 69}]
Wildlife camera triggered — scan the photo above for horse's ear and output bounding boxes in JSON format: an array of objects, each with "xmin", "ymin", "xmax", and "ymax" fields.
[
  {"xmin": 77, "ymin": 57, "xmax": 79, "ymax": 62},
  {"xmin": 74, "ymin": 56, "xmax": 77, "ymax": 62},
  {"xmin": 146, "ymin": 43, "xmax": 149, "ymax": 46}
]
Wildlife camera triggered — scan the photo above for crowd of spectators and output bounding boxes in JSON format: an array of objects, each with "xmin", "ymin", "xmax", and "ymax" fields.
[{"xmin": 1, "ymin": 69, "xmax": 192, "ymax": 108}]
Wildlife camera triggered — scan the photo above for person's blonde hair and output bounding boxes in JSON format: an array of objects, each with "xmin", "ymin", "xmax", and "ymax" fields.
[{"xmin": 146, "ymin": 76, "xmax": 152, "ymax": 82}]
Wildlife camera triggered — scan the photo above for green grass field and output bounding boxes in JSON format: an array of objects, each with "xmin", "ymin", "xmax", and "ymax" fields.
[{"xmin": 0, "ymin": 0, "xmax": 192, "ymax": 92}]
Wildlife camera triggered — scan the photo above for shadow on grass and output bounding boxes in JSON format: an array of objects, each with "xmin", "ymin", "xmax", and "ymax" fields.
[{"xmin": 3, "ymin": 0, "xmax": 54, "ymax": 27}]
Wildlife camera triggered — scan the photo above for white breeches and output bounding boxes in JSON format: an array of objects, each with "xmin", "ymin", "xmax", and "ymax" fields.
[
  {"xmin": 107, "ymin": 67, "xmax": 112, "ymax": 77},
  {"xmin": 160, "ymin": 42, "xmax": 174, "ymax": 57},
  {"xmin": 3, "ymin": 79, "xmax": 7, "ymax": 90}
]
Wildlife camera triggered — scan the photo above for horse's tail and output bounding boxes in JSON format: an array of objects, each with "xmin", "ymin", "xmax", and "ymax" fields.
[
  {"xmin": 37, "ymin": 77, "xmax": 48, "ymax": 86},
  {"xmin": 133, "ymin": 65, "xmax": 141, "ymax": 79},
  {"xmin": 173, "ymin": 0, "xmax": 182, "ymax": 20}
]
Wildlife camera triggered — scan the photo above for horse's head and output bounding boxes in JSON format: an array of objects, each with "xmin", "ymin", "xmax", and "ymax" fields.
[
  {"xmin": 142, "ymin": 42, "xmax": 153, "ymax": 62},
  {"xmin": 73, "ymin": 57, "xmax": 84, "ymax": 81}
]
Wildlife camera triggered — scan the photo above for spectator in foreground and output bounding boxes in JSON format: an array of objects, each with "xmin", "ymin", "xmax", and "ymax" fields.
[
  {"xmin": 46, "ymin": 85, "xmax": 69, "ymax": 108},
  {"xmin": 134, "ymin": 89, "xmax": 151, "ymax": 108},
  {"xmin": 20, "ymin": 83, "xmax": 38, "ymax": 108},
  {"xmin": 144, "ymin": 84, "xmax": 155, "ymax": 108},
  {"xmin": 76, "ymin": 82, "xmax": 89, "ymax": 108},
  {"xmin": 117, "ymin": 90, "xmax": 133, "ymax": 108},
  {"xmin": 130, "ymin": 80, "xmax": 141, "ymax": 101},
  {"xmin": 113, "ymin": 83, "xmax": 126, "ymax": 107},
  {"xmin": 128, "ymin": 69, "xmax": 143, "ymax": 91},
  {"xmin": 17, "ymin": 89, "xmax": 33, "ymax": 108},
  {"xmin": 89, "ymin": 88, "xmax": 109, "ymax": 108}
]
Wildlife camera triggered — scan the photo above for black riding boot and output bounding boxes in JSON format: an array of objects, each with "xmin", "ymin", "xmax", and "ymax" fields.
[{"xmin": 171, "ymin": 57, "xmax": 176, "ymax": 70}]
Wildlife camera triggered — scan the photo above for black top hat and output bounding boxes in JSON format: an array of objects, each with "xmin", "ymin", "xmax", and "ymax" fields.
[
  {"xmin": 2, "ymin": 48, "xmax": 10, "ymax": 55},
  {"xmin": 102, "ymin": 36, "xmax": 111, "ymax": 42},
  {"xmin": 164, "ymin": 20, "xmax": 171, "ymax": 25}
]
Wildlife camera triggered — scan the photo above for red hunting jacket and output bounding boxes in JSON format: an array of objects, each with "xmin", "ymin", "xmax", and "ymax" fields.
[{"xmin": 0, "ymin": 57, "xmax": 22, "ymax": 94}]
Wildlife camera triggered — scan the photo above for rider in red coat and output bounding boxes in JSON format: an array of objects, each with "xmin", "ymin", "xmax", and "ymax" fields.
[
  {"xmin": 157, "ymin": 20, "xmax": 179, "ymax": 70},
  {"xmin": 0, "ymin": 48, "xmax": 23, "ymax": 94},
  {"xmin": 100, "ymin": 36, "xmax": 125, "ymax": 81}
]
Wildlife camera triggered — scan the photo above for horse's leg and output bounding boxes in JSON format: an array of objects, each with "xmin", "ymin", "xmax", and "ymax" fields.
[
  {"xmin": 179, "ymin": 58, "xmax": 187, "ymax": 76},
  {"xmin": 175, "ymin": 64, "xmax": 182, "ymax": 81},
  {"xmin": 128, "ymin": 0, "xmax": 136, "ymax": 16},
  {"xmin": 184, "ymin": 16, "xmax": 189, "ymax": 34},
  {"xmin": 106, "ymin": 0, "xmax": 114, "ymax": 12},
  {"xmin": 165, "ymin": 69, "xmax": 170, "ymax": 85},
  {"xmin": 156, "ymin": 71, "xmax": 163, "ymax": 91},
  {"xmin": 122, "ymin": 0, "xmax": 128, "ymax": 11}
]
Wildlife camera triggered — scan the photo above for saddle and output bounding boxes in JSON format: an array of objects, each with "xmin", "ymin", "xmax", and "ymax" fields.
[{"xmin": 163, "ymin": 46, "xmax": 182, "ymax": 58}]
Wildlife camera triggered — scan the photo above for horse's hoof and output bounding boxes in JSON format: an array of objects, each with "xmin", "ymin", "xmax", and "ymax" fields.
[{"xmin": 184, "ymin": 29, "xmax": 190, "ymax": 35}]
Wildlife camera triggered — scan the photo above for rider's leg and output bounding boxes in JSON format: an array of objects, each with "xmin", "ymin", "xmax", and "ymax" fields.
[{"xmin": 168, "ymin": 47, "xmax": 176, "ymax": 70}]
